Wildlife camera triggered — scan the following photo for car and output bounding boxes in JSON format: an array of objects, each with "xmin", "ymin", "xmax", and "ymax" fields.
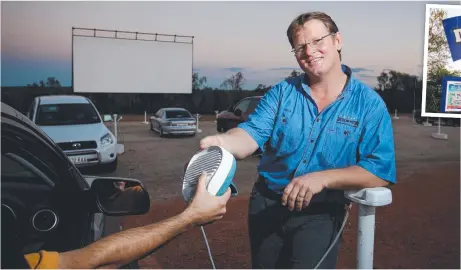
[
  {"xmin": 150, "ymin": 107, "xmax": 197, "ymax": 137},
  {"xmin": 216, "ymin": 96, "xmax": 262, "ymax": 133},
  {"xmin": 1, "ymin": 102, "xmax": 150, "ymax": 268},
  {"xmin": 26, "ymin": 95, "xmax": 118, "ymax": 172}
]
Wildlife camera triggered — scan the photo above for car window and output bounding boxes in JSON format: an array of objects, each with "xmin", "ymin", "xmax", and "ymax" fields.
[
  {"xmin": 165, "ymin": 110, "xmax": 192, "ymax": 119},
  {"xmin": 35, "ymin": 103, "xmax": 101, "ymax": 126},
  {"xmin": 234, "ymin": 99, "xmax": 252, "ymax": 113},
  {"xmin": 247, "ymin": 99, "xmax": 260, "ymax": 114}
]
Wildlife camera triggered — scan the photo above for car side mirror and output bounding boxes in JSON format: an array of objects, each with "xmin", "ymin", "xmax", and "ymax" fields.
[
  {"xmin": 103, "ymin": 115, "xmax": 113, "ymax": 122},
  {"xmin": 234, "ymin": 109, "xmax": 242, "ymax": 117},
  {"xmin": 90, "ymin": 177, "xmax": 150, "ymax": 216}
]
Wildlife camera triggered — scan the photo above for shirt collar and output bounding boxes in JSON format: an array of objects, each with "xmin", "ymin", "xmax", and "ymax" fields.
[{"xmin": 298, "ymin": 64, "xmax": 355, "ymax": 98}]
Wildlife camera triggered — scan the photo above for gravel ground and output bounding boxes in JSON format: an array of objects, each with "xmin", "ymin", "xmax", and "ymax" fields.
[{"xmin": 92, "ymin": 116, "xmax": 460, "ymax": 269}]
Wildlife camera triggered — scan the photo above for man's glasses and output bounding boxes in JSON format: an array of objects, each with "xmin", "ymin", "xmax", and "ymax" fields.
[{"xmin": 291, "ymin": 32, "xmax": 336, "ymax": 56}]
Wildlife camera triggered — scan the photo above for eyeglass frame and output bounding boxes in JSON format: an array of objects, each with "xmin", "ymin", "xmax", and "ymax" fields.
[{"xmin": 291, "ymin": 32, "xmax": 337, "ymax": 56}]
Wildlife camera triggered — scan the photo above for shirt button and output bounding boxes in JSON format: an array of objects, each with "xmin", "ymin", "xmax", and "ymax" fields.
[
  {"xmin": 310, "ymin": 139, "xmax": 314, "ymax": 143},
  {"xmin": 303, "ymin": 160, "xmax": 307, "ymax": 163},
  {"xmin": 316, "ymin": 118, "xmax": 320, "ymax": 122}
]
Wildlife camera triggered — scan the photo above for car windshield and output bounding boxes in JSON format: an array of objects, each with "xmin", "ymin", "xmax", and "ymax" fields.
[
  {"xmin": 165, "ymin": 110, "xmax": 192, "ymax": 119},
  {"xmin": 35, "ymin": 103, "xmax": 101, "ymax": 126}
]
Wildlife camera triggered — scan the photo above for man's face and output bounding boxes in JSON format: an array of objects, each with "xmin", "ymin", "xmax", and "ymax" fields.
[{"xmin": 292, "ymin": 19, "xmax": 342, "ymax": 77}]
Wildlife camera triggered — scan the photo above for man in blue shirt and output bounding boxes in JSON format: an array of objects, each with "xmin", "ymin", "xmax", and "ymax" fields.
[{"xmin": 199, "ymin": 11, "xmax": 396, "ymax": 269}]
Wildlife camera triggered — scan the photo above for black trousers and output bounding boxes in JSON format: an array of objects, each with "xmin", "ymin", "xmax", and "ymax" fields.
[{"xmin": 248, "ymin": 181, "xmax": 347, "ymax": 269}]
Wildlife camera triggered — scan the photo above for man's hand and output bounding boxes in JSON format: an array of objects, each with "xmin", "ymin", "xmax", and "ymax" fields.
[
  {"xmin": 200, "ymin": 134, "xmax": 224, "ymax": 149},
  {"xmin": 281, "ymin": 172, "xmax": 327, "ymax": 211},
  {"xmin": 183, "ymin": 172, "xmax": 231, "ymax": 226}
]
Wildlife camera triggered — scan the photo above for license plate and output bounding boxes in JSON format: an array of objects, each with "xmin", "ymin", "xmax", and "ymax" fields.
[{"xmin": 69, "ymin": 156, "xmax": 87, "ymax": 164}]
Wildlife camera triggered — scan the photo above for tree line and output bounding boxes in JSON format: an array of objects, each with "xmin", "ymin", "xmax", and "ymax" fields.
[{"xmin": 1, "ymin": 68, "xmax": 423, "ymax": 116}]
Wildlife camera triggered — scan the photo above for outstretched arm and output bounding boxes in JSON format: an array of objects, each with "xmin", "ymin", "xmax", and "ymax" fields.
[
  {"xmin": 57, "ymin": 172, "xmax": 231, "ymax": 269},
  {"xmin": 200, "ymin": 85, "xmax": 281, "ymax": 159}
]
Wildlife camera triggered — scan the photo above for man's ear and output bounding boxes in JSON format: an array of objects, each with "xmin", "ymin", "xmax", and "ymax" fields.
[{"xmin": 334, "ymin": 32, "xmax": 342, "ymax": 51}]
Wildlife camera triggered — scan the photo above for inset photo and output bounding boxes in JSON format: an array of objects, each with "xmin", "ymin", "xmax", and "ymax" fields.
[{"xmin": 422, "ymin": 4, "xmax": 461, "ymax": 118}]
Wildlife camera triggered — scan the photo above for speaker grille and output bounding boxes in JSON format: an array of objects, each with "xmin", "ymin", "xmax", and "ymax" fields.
[{"xmin": 183, "ymin": 146, "xmax": 223, "ymax": 201}]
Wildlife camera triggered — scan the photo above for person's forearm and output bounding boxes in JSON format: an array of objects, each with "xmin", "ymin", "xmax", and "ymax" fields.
[
  {"xmin": 320, "ymin": 166, "xmax": 389, "ymax": 190},
  {"xmin": 58, "ymin": 212, "xmax": 195, "ymax": 269},
  {"xmin": 220, "ymin": 128, "xmax": 259, "ymax": 159}
]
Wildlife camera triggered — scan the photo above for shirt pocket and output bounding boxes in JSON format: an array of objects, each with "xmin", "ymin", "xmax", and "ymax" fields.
[
  {"xmin": 322, "ymin": 123, "xmax": 360, "ymax": 166},
  {"xmin": 271, "ymin": 115, "xmax": 301, "ymax": 156}
]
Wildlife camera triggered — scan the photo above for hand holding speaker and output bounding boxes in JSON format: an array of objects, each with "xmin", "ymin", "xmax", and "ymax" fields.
[{"xmin": 183, "ymin": 172, "xmax": 231, "ymax": 226}]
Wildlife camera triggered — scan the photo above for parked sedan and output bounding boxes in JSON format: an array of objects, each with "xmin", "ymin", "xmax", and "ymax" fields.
[{"xmin": 150, "ymin": 108, "xmax": 197, "ymax": 137}]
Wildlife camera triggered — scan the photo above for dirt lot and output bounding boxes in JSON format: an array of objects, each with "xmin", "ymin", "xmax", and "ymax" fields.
[{"xmin": 99, "ymin": 116, "xmax": 460, "ymax": 269}]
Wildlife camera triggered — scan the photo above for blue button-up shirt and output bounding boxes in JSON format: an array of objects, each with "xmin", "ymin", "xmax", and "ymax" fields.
[{"xmin": 238, "ymin": 65, "xmax": 396, "ymax": 203}]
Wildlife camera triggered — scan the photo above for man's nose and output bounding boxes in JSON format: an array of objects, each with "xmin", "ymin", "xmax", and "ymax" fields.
[{"xmin": 304, "ymin": 43, "xmax": 317, "ymax": 56}]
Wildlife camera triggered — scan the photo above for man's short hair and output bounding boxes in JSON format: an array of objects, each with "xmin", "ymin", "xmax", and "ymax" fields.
[{"xmin": 286, "ymin": 12, "xmax": 342, "ymax": 60}]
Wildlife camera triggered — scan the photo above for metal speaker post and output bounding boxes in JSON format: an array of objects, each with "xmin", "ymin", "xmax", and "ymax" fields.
[
  {"xmin": 345, "ymin": 187, "xmax": 393, "ymax": 269},
  {"xmin": 196, "ymin": 114, "xmax": 202, "ymax": 133}
]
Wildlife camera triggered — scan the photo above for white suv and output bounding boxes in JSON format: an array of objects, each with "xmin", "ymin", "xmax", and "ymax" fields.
[{"xmin": 27, "ymin": 95, "xmax": 118, "ymax": 172}]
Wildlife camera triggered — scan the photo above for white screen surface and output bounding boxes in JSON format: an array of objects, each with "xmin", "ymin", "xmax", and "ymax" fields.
[{"xmin": 73, "ymin": 36, "xmax": 193, "ymax": 94}]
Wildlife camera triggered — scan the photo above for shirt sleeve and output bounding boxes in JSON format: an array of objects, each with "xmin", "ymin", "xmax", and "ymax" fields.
[
  {"xmin": 356, "ymin": 103, "xmax": 397, "ymax": 184},
  {"xmin": 24, "ymin": 250, "xmax": 59, "ymax": 269},
  {"xmin": 237, "ymin": 84, "xmax": 281, "ymax": 150}
]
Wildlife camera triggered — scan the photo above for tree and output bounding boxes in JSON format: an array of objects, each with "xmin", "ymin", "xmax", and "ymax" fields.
[
  {"xmin": 192, "ymin": 72, "xmax": 207, "ymax": 90},
  {"xmin": 220, "ymin": 72, "xmax": 245, "ymax": 90},
  {"xmin": 376, "ymin": 70, "xmax": 421, "ymax": 112},
  {"xmin": 27, "ymin": 77, "xmax": 61, "ymax": 87},
  {"xmin": 286, "ymin": 70, "xmax": 301, "ymax": 79}
]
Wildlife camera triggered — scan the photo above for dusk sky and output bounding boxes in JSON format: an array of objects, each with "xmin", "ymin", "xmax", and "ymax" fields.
[{"xmin": 2, "ymin": 1, "xmax": 461, "ymax": 90}]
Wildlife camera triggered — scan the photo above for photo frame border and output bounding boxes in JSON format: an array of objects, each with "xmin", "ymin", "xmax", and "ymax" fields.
[{"xmin": 421, "ymin": 3, "xmax": 461, "ymax": 119}]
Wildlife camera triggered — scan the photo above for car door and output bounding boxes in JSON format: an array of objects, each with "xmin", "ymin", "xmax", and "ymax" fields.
[{"xmin": 1, "ymin": 114, "xmax": 95, "ymax": 252}]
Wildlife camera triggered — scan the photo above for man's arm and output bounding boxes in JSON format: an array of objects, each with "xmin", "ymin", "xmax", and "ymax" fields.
[
  {"xmin": 282, "ymin": 104, "xmax": 396, "ymax": 211},
  {"xmin": 200, "ymin": 85, "xmax": 281, "ymax": 159},
  {"xmin": 203, "ymin": 128, "xmax": 259, "ymax": 159},
  {"xmin": 57, "ymin": 172, "xmax": 231, "ymax": 269}
]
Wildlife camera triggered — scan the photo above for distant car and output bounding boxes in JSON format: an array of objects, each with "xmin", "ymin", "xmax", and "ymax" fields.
[
  {"xmin": 150, "ymin": 107, "xmax": 197, "ymax": 137},
  {"xmin": 216, "ymin": 96, "xmax": 262, "ymax": 133},
  {"xmin": 26, "ymin": 95, "xmax": 118, "ymax": 172}
]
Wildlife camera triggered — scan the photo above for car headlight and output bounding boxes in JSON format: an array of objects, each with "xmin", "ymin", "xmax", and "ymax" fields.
[{"xmin": 100, "ymin": 133, "xmax": 114, "ymax": 147}]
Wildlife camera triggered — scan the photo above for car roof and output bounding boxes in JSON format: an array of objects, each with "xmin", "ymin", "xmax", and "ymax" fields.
[
  {"xmin": 38, "ymin": 95, "xmax": 90, "ymax": 105},
  {"xmin": 161, "ymin": 107, "xmax": 189, "ymax": 111},
  {"xmin": 243, "ymin": 96, "xmax": 262, "ymax": 100}
]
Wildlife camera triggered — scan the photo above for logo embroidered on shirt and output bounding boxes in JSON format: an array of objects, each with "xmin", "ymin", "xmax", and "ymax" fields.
[{"xmin": 336, "ymin": 116, "xmax": 359, "ymax": 128}]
